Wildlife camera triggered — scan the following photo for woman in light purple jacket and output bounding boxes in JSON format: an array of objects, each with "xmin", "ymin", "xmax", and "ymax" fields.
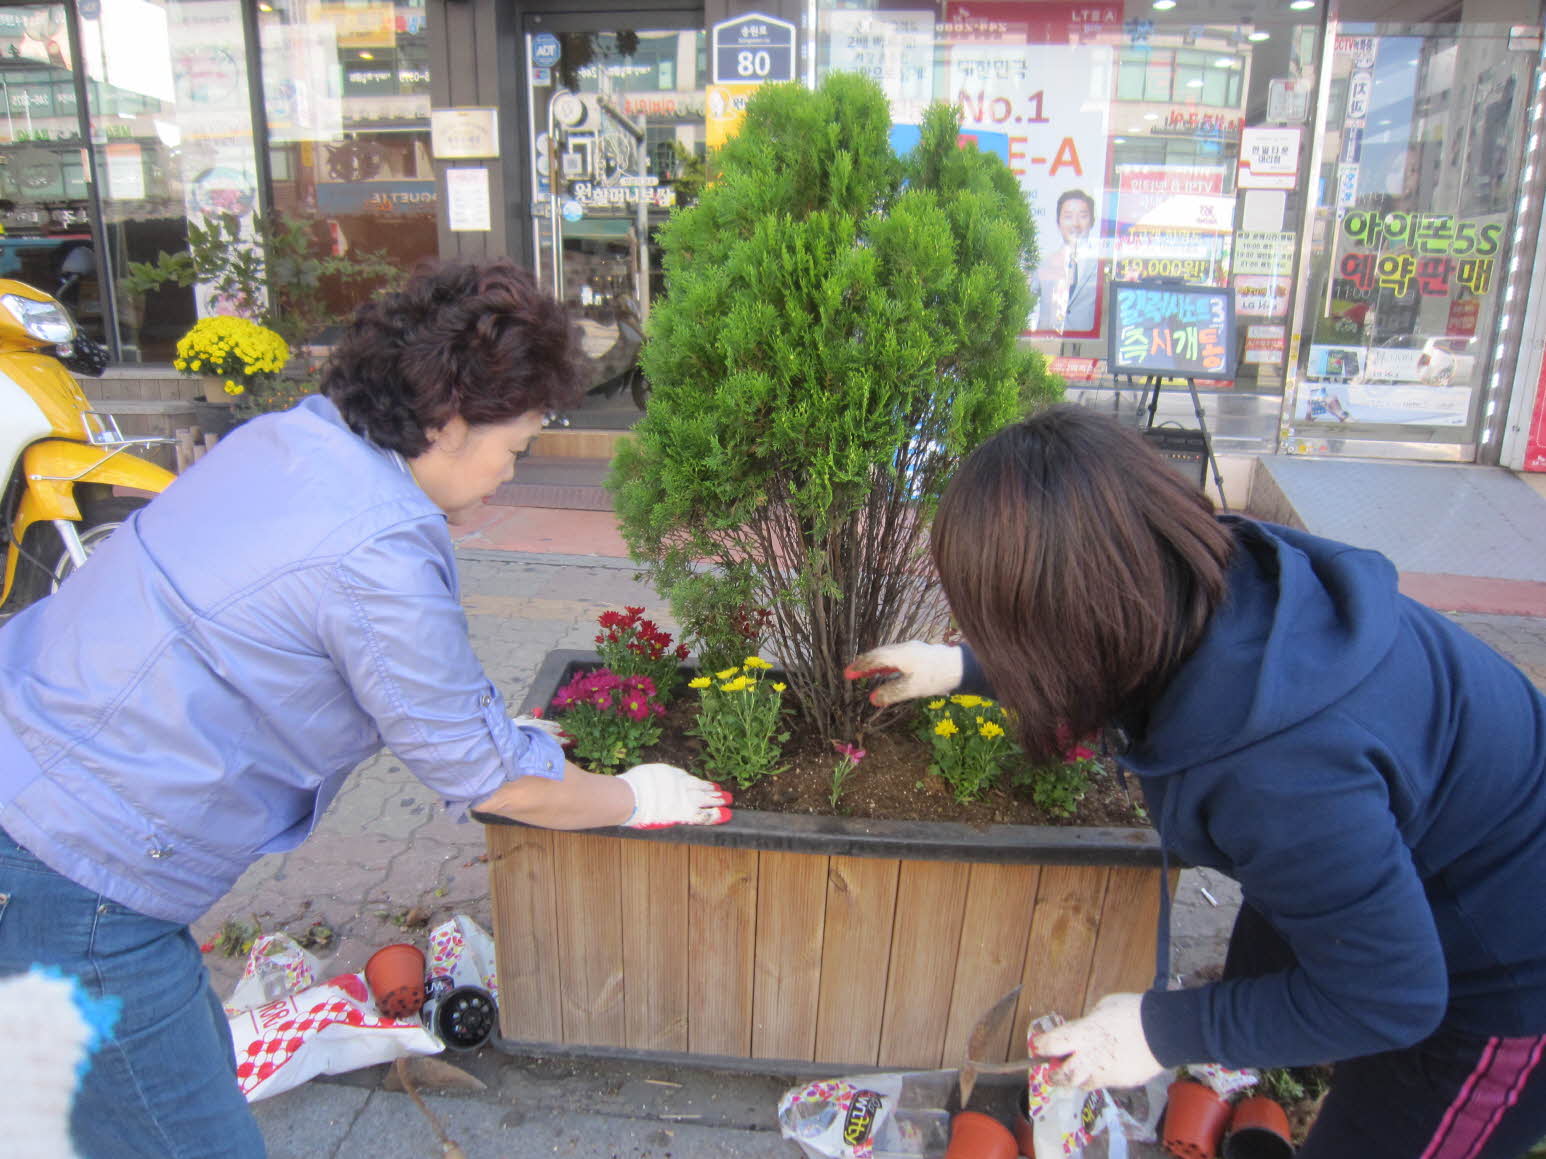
[{"xmin": 0, "ymin": 260, "xmax": 729, "ymax": 1157}]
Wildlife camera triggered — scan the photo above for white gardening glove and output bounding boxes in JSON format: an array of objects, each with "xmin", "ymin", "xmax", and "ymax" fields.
[
  {"xmin": 618, "ymin": 763, "xmax": 733, "ymax": 829},
  {"xmin": 844, "ymin": 641, "xmax": 964, "ymax": 706},
  {"xmin": 513, "ymin": 714, "xmax": 566, "ymax": 738},
  {"xmin": 1028, "ymin": 993, "xmax": 1164, "ymax": 1091}
]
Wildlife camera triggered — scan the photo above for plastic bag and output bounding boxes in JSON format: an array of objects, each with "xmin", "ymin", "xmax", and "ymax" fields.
[
  {"xmin": 224, "ymin": 933, "xmax": 323, "ymax": 1016},
  {"xmin": 426, "ymin": 914, "xmax": 500, "ymax": 1004},
  {"xmin": 778, "ymin": 1071, "xmax": 952, "ymax": 1158},
  {"xmin": 1026, "ymin": 1012, "xmax": 1174, "ymax": 1158},
  {"xmin": 228, "ymin": 970, "xmax": 441, "ymax": 1103}
]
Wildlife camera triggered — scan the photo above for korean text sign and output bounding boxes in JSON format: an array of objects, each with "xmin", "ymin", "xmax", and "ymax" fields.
[{"xmin": 1109, "ymin": 283, "xmax": 1234, "ymax": 380}]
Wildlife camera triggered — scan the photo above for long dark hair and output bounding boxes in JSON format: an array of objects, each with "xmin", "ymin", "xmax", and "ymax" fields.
[
  {"xmin": 322, "ymin": 259, "xmax": 586, "ymax": 456},
  {"xmin": 931, "ymin": 406, "xmax": 1235, "ymax": 761}
]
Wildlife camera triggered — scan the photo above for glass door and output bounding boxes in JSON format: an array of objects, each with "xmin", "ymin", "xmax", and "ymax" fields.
[
  {"xmin": 1288, "ymin": 21, "xmax": 1538, "ymax": 460},
  {"xmin": 525, "ymin": 16, "xmax": 705, "ymax": 428}
]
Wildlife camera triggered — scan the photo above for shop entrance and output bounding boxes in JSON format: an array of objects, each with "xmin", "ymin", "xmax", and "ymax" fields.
[
  {"xmin": 1290, "ymin": 20, "xmax": 1539, "ymax": 461},
  {"xmin": 522, "ymin": 12, "xmax": 705, "ymax": 429}
]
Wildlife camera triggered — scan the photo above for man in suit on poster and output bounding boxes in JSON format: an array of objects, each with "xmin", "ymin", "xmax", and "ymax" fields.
[{"xmin": 1035, "ymin": 188, "xmax": 1099, "ymax": 334}]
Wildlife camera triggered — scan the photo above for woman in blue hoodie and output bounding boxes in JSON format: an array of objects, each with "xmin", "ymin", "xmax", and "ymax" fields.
[{"xmin": 850, "ymin": 405, "xmax": 1546, "ymax": 1157}]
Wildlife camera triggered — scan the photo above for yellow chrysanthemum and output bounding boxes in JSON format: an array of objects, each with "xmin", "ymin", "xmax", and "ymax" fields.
[
  {"xmin": 934, "ymin": 718, "xmax": 959, "ymax": 737},
  {"xmin": 720, "ymin": 676, "xmax": 752, "ymax": 692},
  {"xmin": 950, "ymin": 694, "xmax": 984, "ymax": 708},
  {"xmin": 978, "ymin": 721, "xmax": 1004, "ymax": 739},
  {"xmin": 926, "ymin": 698, "xmax": 946, "ymax": 710},
  {"xmin": 688, "ymin": 676, "xmax": 711, "ymax": 689},
  {"xmin": 715, "ymin": 667, "xmax": 740, "ymax": 680},
  {"xmin": 771, "ymin": 682, "xmax": 786, "ymax": 692},
  {"xmin": 742, "ymin": 656, "xmax": 772, "ymax": 670}
]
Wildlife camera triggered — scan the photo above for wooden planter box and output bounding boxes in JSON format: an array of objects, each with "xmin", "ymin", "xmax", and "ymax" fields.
[{"xmin": 479, "ymin": 650, "xmax": 1171, "ymax": 1070}]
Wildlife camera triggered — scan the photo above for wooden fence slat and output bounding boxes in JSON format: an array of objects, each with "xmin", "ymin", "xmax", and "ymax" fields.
[
  {"xmin": 486, "ymin": 826, "xmax": 561, "ymax": 1042},
  {"xmin": 1082, "ymin": 867, "xmax": 1176, "ymax": 1010},
  {"xmin": 752, "ymin": 850, "xmax": 828, "ymax": 1061},
  {"xmin": 688, "ymin": 845, "xmax": 759, "ymax": 1056},
  {"xmin": 552, "ymin": 832, "xmax": 626, "ymax": 1046},
  {"xmin": 877, "ymin": 860, "xmax": 972, "ymax": 1068},
  {"xmin": 621, "ymin": 840, "xmax": 690, "ymax": 1052},
  {"xmin": 814, "ymin": 856, "xmax": 901, "ymax": 1066},
  {"xmin": 1014, "ymin": 865, "xmax": 1109, "ymax": 1044},
  {"xmin": 941, "ymin": 864, "xmax": 1041, "ymax": 1065}
]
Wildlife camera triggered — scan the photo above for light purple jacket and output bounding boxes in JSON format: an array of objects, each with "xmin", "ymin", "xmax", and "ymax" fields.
[{"xmin": 0, "ymin": 395, "xmax": 563, "ymax": 924}]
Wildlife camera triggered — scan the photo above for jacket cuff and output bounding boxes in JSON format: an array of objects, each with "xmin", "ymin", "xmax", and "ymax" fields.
[
  {"xmin": 1140, "ymin": 986, "xmax": 1210, "ymax": 1068},
  {"xmin": 957, "ymin": 643, "xmax": 994, "ymax": 696}
]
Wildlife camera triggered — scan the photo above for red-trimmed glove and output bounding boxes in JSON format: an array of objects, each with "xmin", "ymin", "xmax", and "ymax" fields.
[
  {"xmin": 618, "ymin": 764, "xmax": 733, "ymax": 829},
  {"xmin": 844, "ymin": 641, "xmax": 964, "ymax": 706}
]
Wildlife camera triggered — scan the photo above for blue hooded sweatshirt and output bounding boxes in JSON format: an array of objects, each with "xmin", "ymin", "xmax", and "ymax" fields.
[{"xmin": 980, "ymin": 517, "xmax": 1546, "ymax": 1069}]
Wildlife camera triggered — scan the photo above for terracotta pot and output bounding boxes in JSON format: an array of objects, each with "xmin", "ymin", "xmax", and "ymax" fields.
[
  {"xmin": 1222, "ymin": 1096, "xmax": 1294, "ymax": 1159},
  {"xmin": 201, "ymin": 375, "xmax": 232, "ymax": 404},
  {"xmin": 1162, "ymin": 1079, "xmax": 1232, "ymax": 1159},
  {"xmin": 365, "ymin": 943, "xmax": 427, "ymax": 1020},
  {"xmin": 945, "ymin": 1110, "xmax": 1019, "ymax": 1159}
]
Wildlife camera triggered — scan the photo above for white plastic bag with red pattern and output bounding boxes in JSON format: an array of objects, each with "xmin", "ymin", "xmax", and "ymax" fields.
[{"xmin": 228, "ymin": 970, "xmax": 441, "ymax": 1103}]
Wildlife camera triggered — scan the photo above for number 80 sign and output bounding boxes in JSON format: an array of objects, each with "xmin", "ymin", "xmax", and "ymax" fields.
[{"xmin": 712, "ymin": 13, "xmax": 797, "ymax": 85}]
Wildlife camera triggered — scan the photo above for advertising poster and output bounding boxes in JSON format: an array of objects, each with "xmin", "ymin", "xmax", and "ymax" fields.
[
  {"xmin": 1237, "ymin": 126, "xmax": 1301, "ymax": 190},
  {"xmin": 1112, "ymin": 165, "xmax": 1231, "ymax": 287},
  {"xmin": 1233, "ymin": 230, "xmax": 1295, "ymax": 319},
  {"xmin": 1303, "ymin": 342, "xmax": 1473, "ymax": 426},
  {"xmin": 944, "ymin": 2, "xmax": 1118, "ymax": 338},
  {"xmin": 822, "ymin": 10, "xmax": 934, "ymax": 127}
]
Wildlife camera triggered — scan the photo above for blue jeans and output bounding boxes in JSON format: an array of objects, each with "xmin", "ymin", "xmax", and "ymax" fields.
[{"xmin": 0, "ymin": 826, "xmax": 265, "ymax": 1158}]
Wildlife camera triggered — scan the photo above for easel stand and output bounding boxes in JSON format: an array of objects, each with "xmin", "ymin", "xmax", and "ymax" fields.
[{"xmin": 1126, "ymin": 374, "xmax": 1230, "ymax": 513}]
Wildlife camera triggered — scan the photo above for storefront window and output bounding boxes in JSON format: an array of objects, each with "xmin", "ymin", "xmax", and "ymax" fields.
[
  {"xmin": 78, "ymin": 0, "xmax": 261, "ymax": 359},
  {"xmin": 1290, "ymin": 22, "xmax": 1534, "ymax": 456},
  {"xmin": 259, "ymin": 0, "xmax": 435, "ymax": 340},
  {"xmin": 0, "ymin": 5, "xmax": 97, "ymax": 335},
  {"xmin": 815, "ymin": 1, "xmax": 1324, "ymax": 451}
]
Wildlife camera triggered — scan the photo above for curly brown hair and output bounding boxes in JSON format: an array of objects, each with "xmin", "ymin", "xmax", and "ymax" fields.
[
  {"xmin": 931, "ymin": 405, "xmax": 1236, "ymax": 762},
  {"xmin": 322, "ymin": 259, "xmax": 586, "ymax": 456}
]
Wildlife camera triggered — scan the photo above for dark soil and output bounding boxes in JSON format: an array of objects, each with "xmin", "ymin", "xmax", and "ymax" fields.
[{"xmin": 636, "ymin": 699, "xmax": 1151, "ymax": 828}]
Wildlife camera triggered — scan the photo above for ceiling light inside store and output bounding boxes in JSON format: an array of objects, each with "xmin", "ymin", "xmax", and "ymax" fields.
[
  {"xmin": 1214, "ymin": 57, "xmax": 1235, "ymax": 68},
  {"xmin": 1248, "ymin": 30, "xmax": 1270, "ymax": 41},
  {"xmin": 1289, "ymin": 0, "xmax": 1314, "ymax": 8},
  {"xmin": 359, "ymin": 50, "xmax": 375, "ymax": 59},
  {"xmin": 1152, "ymin": 0, "xmax": 1176, "ymax": 9},
  {"xmin": 258, "ymin": 1, "xmax": 273, "ymax": 9},
  {"xmin": 1186, "ymin": 78, "xmax": 1204, "ymax": 87},
  {"xmin": 1144, "ymin": 112, "xmax": 1160, "ymax": 120}
]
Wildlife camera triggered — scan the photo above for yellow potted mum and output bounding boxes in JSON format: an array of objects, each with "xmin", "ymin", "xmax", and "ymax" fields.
[{"xmin": 173, "ymin": 316, "xmax": 291, "ymax": 404}]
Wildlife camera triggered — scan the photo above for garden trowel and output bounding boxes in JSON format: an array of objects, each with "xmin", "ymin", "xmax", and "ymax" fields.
[{"xmin": 957, "ymin": 984, "xmax": 1036, "ymax": 1109}]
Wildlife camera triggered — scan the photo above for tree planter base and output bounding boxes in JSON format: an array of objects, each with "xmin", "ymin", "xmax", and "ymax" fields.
[{"xmin": 478, "ymin": 650, "xmax": 1174, "ymax": 1071}]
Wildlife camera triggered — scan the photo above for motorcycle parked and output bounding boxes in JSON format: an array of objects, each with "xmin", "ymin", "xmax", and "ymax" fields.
[{"xmin": 0, "ymin": 279, "xmax": 174, "ymax": 614}]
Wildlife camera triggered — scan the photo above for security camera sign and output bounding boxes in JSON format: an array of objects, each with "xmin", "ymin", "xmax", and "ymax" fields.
[{"xmin": 712, "ymin": 13, "xmax": 796, "ymax": 85}]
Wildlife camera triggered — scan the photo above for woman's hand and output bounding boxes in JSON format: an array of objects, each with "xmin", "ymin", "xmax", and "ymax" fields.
[
  {"xmin": 844, "ymin": 641, "xmax": 963, "ymax": 706},
  {"xmin": 1029, "ymin": 993, "xmax": 1164, "ymax": 1090},
  {"xmin": 619, "ymin": 764, "xmax": 733, "ymax": 828}
]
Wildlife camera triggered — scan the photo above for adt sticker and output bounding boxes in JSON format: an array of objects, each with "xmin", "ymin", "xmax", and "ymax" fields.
[
  {"xmin": 561, "ymin": 199, "xmax": 584, "ymax": 223},
  {"xmin": 532, "ymin": 33, "xmax": 561, "ymax": 68}
]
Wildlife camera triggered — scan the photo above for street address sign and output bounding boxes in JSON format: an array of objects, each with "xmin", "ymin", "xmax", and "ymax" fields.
[{"xmin": 711, "ymin": 13, "xmax": 796, "ymax": 85}]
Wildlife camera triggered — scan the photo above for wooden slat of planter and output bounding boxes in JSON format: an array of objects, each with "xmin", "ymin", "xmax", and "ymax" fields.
[
  {"xmin": 486, "ymin": 825, "xmax": 562, "ymax": 1042},
  {"xmin": 553, "ymin": 832, "xmax": 626, "ymax": 1046},
  {"xmin": 878, "ymin": 860, "xmax": 972, "ymax": 1068},
  {"xmin": 941, "ymin": 863, "xmax": 1041, "ymax": 1066},
  {"xmin": 1082, "ymin": 867, "xmax": 1179, "ymax": 1009},
  {"xmin": 752, "ymin": 850, "xmax": 828, "ymax": 1061},
  {"xmin": 621, "ymin": 840, "xmax": 690, "ymax": 1052},
  {"xmin": 688, "ymin": 845, "xmax": 759, "ymax": 1056},
  {"xmin": 1014, "ymin": 864, "xmax": 1109, "ymax": 1045},
  {"xmin": 814, "ymin": 856, "xmax": 901, "ymax": 1066}
]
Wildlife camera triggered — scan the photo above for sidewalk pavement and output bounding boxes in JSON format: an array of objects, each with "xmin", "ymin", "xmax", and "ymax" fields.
[{"xmin": 200, "ymin": 503, "xmax": 1546, "ymax": 1159}]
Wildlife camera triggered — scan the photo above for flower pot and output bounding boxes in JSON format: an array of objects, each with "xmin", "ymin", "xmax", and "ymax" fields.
[
  {"xmin": 423, "ymin": 985, "xmax": 498, "ymax": 1050},
  {"xmin": 1222, "ymin": 1096, "xmax": 1294, "ymax": 1159},
  {"xmin": 1011, "ymin": 1086, "xmax": 1036, "ymax": 1156},
  {"xmin": 365, "ymin": 943, "xmax": 427, "ymax": 1020},
  {"xmin": 201, "ymin": 375, "xmax": 232, "ymax": 404},
  {"xmin": 479, "ymin": 649, "xmax": 1169, "ymax": 1071},
  {"xmin": 1162, "ymin": 1079, "xmax": 1232, "ymax": 1159},
  {"xmin": 945, "ymin": 1110, "xmax": 1019, "ymax": 1159}
]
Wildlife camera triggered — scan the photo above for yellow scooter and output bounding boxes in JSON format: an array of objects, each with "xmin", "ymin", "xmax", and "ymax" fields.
[{"xmin": 0, "ymin": 279, "xmax": 175, "ymax": 614}]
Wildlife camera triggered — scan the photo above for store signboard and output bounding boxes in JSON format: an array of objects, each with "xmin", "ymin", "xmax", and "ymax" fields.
[{"xmin": 1108, "ymin": 282, "xmax": 1233, "ymax": 380}]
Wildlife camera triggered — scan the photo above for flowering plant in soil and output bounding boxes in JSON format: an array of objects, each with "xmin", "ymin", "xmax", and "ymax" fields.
[
  {"xmin": 687, "ymin": 657, "xmax": 789, "ymax": 788},
  {"xmin": 548, "ymin": 667, "xmax": 666, "ymax": 772},
  {"xmin": 594, "ymin": 606, "xmax": 689, "ymax": 700},
  {"xmin": 829, "ymin": 741, "xmax": 866, "ymax": 810},
  {"xmin": 919, "ymin": 694, "xmax": 1021, "ymax": 803}
]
